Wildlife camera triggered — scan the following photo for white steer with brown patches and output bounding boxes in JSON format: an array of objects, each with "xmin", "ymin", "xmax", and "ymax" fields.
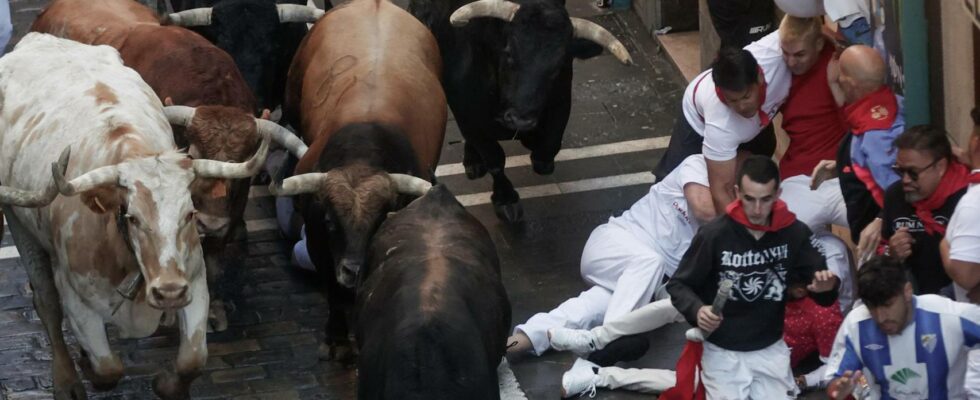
[{"xmin": 0, "ymin": 33, "xmax": 268, "ymax": 400}]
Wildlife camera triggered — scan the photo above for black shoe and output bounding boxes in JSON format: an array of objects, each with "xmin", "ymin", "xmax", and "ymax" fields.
[{"xmin": 587, "ymin": 334, "xmax": 649, "ymax": 367}]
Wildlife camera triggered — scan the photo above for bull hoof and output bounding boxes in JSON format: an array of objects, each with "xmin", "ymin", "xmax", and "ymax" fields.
[
  {"xmin": 53, "ymin": 381, "xmax": 86, "ymax": 400},
  {"xmin": 493, "ymin": 202, "xmax": 524, "ymax": 223},
  {"xmin": 77, "ymin": 355, "xmax": 122, "ymax": 391},
  {"xmin": 153, "ymin": 372, "xmax": 190, "ymax": 400},
  {"xmin": 318, "ymin": 342, "xmax": 357, "ymax": 363},
  {"xmin": 531, "ymin": 159, "xmax": 555, "ymax": 175},
  {"xmin": 208, "ymin": 301, "xmax": 229, "ymax": 333},
  {"xmin": 464, "ymin": 162, "xmax": 488, "ymax": 180}
]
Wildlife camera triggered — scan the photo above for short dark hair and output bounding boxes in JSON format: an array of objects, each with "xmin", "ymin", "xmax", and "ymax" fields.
[
  {"xmin": 712, "ymin": 47, "xmax": 760, "ymax": 93},
  {"xmin": 893, "ymin": 125, "xmax": 953, "ymax": 162},
  {"xmin": 857, "ymin": 256, "xmax": 908, "ymax": 308},
  {"xmin": 736, "ymin": 155, "xmax": 781, "ymax": 189}
]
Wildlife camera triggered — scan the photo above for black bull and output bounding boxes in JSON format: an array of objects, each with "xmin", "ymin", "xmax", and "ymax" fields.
[
  {"xmin": 356, "ymin": 185, "xmax": 511, "ymax": 399},
  {"xmin": 409, "ymin": 0, "xmax": 632, "ymax": 222}
]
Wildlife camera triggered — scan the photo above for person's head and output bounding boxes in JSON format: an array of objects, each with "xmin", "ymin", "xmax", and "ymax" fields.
[
  {"xmin": 893, "ymin": 125, "xmax": 953, "ymax": 202},
  {"xmin": 735, "ymin": 155, "xmax": 782, "ymax": 225},
  {"xmin": 970, "ymin": 108, "xmax": 980, "ymax": 168},
  {"xmin": 837, "ymin": 45, "xmax": 887, "ymax": 104},
  {"xmin": 779, "ymin": 15, "xmax": 826, "ymax": 76},
  {"xmin": 857, "ymin": 256, "xmax": 914, "ymax": 335},
  {"xmin": 712, "ymin": 47, "xmax": 764, "ymax": 118}
]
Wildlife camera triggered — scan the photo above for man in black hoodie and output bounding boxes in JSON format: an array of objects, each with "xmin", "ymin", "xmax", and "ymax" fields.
[{"xmin": 667, "ymin": 155, "xmax": 840, "ymax": 399}]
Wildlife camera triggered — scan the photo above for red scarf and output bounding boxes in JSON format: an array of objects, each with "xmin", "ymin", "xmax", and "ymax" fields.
[
  {"xmin": 713, "ymin": 66, "xmax": 770, "ymax": 127},
  {"xmin": 844, "ymin": 86, "xmax": 898, "ymax": 135},
  {"xmin": 725, "ymin": 199, "xmax": 797, "ymax": 232},
  {"xmin": 970, "ymin": 171, "xmax": 980, "ymax": 184},
  {"xmin": 660, "ymin": 340, "xmax": 706, "ymax": 400},
  {"xmin": 913, "ymin": 162, "xmax": 971, "ymax": 235}
]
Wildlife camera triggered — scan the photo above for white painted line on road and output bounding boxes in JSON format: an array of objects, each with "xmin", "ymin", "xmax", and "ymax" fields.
[
  {"xmin": 455, "ymin": 171, "xmax": 655, "ymax": 207},
  {"xmin": 0, "ymin": 246, "xmax": 18, "ymax": 261},
  {"xmin": 434, "ymin": 136, "xmax": 669, "ymax": 177}
]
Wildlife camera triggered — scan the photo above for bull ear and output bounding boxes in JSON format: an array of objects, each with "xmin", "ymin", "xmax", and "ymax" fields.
[
  {"xmin": 568, "ymin": 39, "xmax": 603, "ymax": 60},
  {"xmin": 80, "ymin": 186, "xmax": 124, "ymax": 214}
]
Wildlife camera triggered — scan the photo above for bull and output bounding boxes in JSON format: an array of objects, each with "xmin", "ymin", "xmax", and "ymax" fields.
[
  {"xmin": 0, "ymin": 33, "xmax": 268, "ymax": 399},
  {"xmin": 166, "ymin": 0, "xmax": 328, "ymax": 111},
  {"xmin": 32, "ymin": 0, "xmax": 308, "ymax": 331},
  {"xmin": 272, "ymin": 0, "xmax": 447, "ymax": 361},
  {"xmin": 356, "ymin": 184, "xmax": 511, "ymax": 399},
  {"xmin": 409, "ymin": 0, "xmax": 632, "ymax": 221}
]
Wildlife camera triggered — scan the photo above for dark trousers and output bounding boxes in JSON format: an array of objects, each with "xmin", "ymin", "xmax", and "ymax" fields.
[
  {"xmin": 652, "ymin": 114, "xmax": 776, "ymax": 182},
  {"xmin": 706, "ymin": 0, "xmax": 776, "ymax": 49}
]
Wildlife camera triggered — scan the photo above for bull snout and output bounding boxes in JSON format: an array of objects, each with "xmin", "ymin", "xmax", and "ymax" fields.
[
  {"xmin": 148, "ymin": 281, "xmax": 191, "ymax": 310},
  {"xmin": 336, "ymin": 258, "xmax": 361, "ymax": 289},
  {"xmin": 498, "ymin": 109, "xmax": 538, "ymax": 131},
  {"xmin": 196, "ymin": 213, "xmax": 231, "ymax": 237}
]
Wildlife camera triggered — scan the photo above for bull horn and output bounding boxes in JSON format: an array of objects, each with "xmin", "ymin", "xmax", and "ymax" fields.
[
  {"xmin": 256, "ymin": 119, "xmax": 308, "ymax": 158},
  {"xmin": 268, "ymin": 172, "xmax": 326, "ymax": 196},
  {"xmin": 166, "ymin": 8, "xmax": 213, "ymax": 26},
  {"xmin": 0, "ymin": 148, "xmax": 70, "ymax": 207},
  {"xmin": 277, "ymin": 4, "xmax": 325, "ymax": 23},
  {"xmin": 52, "ymin": 148, "xmax": 121, "ymax": 196},
  {"xmin": 163, "ymin": 105, "xmax": 196, "ymax": 127},
  {"xmin": 192, "ymin": 133, "xmax": 270, "ymax": 179},
  {"xmin": 450, "ymin": 0, "xmax": 520, "ymax": 26},
  {"xmin": 569, "ymin": 17, "xmax": 633, "ymax": 65},
  {"xmin": 388, "ymin": 174, "xmax": 432, "ymax": 197}
]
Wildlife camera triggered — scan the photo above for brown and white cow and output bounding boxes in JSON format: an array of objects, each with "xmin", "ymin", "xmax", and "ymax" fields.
[
  {"xmin": 32, "ymin": 0, "xmax": 307, "ymax": 331},
  {"xmin": 274, "ymin": 0, "xmax": 447, "ymax": 360},
  {"xmin": 0, "ymin": 34, "xmax": 268, "ymax": 399}
]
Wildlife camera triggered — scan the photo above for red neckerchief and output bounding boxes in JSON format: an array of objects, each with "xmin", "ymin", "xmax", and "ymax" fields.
[
  {"xmin": 970, "ymin": 171, "xmax": 980, "ymax": 184},
  {"xmin": 913, "ymin": 162, "xmax": 971, "ymax": 235},
  {"xmin": 725, "ymin": 199, "xmax": 797, "ymax": 232},
  {"xmin": 660, "ymin": 340, "xmax": 706, "ymax": 400},
  {"xmin": 844, "ymin": 86, "xmax": 898, "ymax": 135},
  {"xmin": 713, "ymin": 66, "xmax": 770, "ymax": 127}
]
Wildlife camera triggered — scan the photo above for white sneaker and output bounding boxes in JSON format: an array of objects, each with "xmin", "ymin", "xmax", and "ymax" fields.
[
  {"xmin": 561, "ymin": 358, "xmax": 600, "ymax": 398},
  {"xmin": 549, "ymin": 327, "xmax": 598, "ymax": 355}
]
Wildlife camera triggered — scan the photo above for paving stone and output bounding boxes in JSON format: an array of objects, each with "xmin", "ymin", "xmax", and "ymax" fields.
[
  {"xmin": 233, "ymin": 390, "xmax": 301, "ymax": 400},
  {"xmin": 207, "ymin": 339, "xmax": 261, "ymax": 357},
  {"xmin": 2, "ymin": 377, "xmax": 37, "ymax": 392},
  {"xmin": 242, "ymin": 321, "xmax": 299, "ymax": 338},
  {"xmin": 209, "ymin": 366, "xmax": 267, "ymax": 384},
  {"xmin": 258, "ymin": 333, "xmax": 318, "ymax": 350}
]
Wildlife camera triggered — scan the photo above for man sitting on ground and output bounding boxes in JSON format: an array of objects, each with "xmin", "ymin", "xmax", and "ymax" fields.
[{"xmin": 826, "ymin": 255, "xmax": 980, "ymax": 399}]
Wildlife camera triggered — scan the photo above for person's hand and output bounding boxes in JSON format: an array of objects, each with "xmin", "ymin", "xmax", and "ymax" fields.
[
  {"xmin": 810, "ymin": 160, "xmax": 838, "ymax": 190},
  {"xmin": 857, "ymin": 218, "xmax": 883, "ymax": 266},
  {"xmin": 829, "ymin": 370, "xmax": 863, "ymax": 400},
  {"xmin": 808, "ymin": 270, "xmax": 839, "ymax": 293},
  {"xmin": 697, "ymin": 305, "xmax": 722, "ymax": 333},
  {"xmin": 888, "ymin": 227, "xmax": 916, "ymax": 261}
]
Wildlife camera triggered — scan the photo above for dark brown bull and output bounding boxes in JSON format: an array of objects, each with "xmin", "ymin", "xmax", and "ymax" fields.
[
  {"xmin": 273, "ymin": 0, "xmax": 447, "ymax": 361},
  {"xmin": 31, "ymin": 0, "xmax": 306, "ymax": 331}
]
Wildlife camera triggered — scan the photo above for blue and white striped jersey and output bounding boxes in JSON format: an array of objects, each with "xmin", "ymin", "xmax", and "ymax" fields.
[{"xmin": 825, "ymin": 295, "xmax": 980, "ymax": 399}]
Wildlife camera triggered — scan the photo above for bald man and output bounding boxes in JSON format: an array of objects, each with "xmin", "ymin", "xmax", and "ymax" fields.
[{"xmin": 815, "ymin": 45, "xmax": 903, "ymax": 257}]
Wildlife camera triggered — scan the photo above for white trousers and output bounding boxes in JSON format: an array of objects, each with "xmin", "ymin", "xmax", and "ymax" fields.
[
  {"xmin": 515, "ymin": 224, "xmax": 670, "ymax": 355},
  {"xmin": 702, "ymin": 340, "xmax": 798, "ymax": 400},
  {"xmin": 968, "ymin": 349, "xmax": 980, "ymax": 399},
  {"xmin": 596, "ymin": 366, "xmax": 676, "ymax": 394},
  {"xmin": 781, "ymin": 175, "xmax": 855, "ymax": 311},
  {"xmin": 591, "ymin": 294, "xmax": 683, "ymax": 349}
]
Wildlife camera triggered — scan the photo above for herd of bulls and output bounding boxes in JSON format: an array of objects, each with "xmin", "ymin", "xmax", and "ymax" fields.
[{"xmin": 0, "ymin": 0, "xmax": 631, "ymax": 398}]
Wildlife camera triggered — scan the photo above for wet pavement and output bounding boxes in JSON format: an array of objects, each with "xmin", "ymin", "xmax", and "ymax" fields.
[{"xmin": 0, "ymin": 1, "xmax": 791, "ymax": 399}]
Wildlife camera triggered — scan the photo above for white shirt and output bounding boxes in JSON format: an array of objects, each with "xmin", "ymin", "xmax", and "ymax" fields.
[
  {"xmin": 947, "ymin": 172, "xmax": 980, "ymax": 302},
  {"xmin": 608, "ymin": 155, "xmax": 709, "ymax": 274},
  {"xmin": 823, "ymin": 0, "xmax": 871, "ymax": 27},
  {"xmin": 681, "ymin": 31, "xmax": 791, "ymax": 162},
  {"xmin": 824, "ymin": 295, "xmax": 980, "ymax": 400}
]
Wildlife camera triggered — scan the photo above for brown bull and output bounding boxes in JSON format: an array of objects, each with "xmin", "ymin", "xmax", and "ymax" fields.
[
  {"xmin": 274, "ymin": 0, "xmax": 447, "ymax": 360},
  {"xmin": 32, "ymin": 0, "xmax": 306, "ymax": 331}
]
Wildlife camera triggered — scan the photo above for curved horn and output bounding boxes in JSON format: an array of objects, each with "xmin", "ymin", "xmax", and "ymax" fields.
[
  {"xmin": 0, "ymin": 147, "xmax": 70, "ymax": 207},
  {"xmin": 163, "ymin": 105, "xmax": 196, "ymax": 128},
  {"xmin": 268, "ymin": 172, "xmax": 326, "ymax": 196},
  {"xmin": 256, "ymin": 119, "xmax": 308, "ymax": 158},
  {"xmin": 569, "ymin": 17, "xmax": 633, "ymax": 65},
  {"xmin": 277, "ymin": 4, "xmax": 325, "ymax": 23},
  {"xmin": 167, "ymin": 8, "xmax": 213, "ymax": 26},
  {"xmin": 388, "ymin": 174, "xmax": 432, "ymax": 197},
  {"xmin": 192, "ymin": 133, "xmax": 270, "ymax": 179},
  {"xmin": 52, "ymin": 148, "xmax": 121, "ymax": 196},
  {"xmin": 450, "ymin": 0, "xmax": 520, "ymax": 26}
]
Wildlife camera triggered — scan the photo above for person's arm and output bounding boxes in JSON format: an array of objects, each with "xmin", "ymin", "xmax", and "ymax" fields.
[
  {"xmin": 700, "ymin": 106, "xmax": 748, "ymax": 214},
  {"xmin": 798, "ymin": 230, "xmax": 839, "ymax": 307},
  {"xmin": 684, "ymin": 182, "xmax": 716, "ymax": 224},
  {"xmin": 705, "ymin": 158, "xmax": 737, "ymax": 213},
  {"xmin": 667, "ymin": 232, "xmax": 716, "ymax": 326},
  {"xmin": 941, "ymin": 206, "xmax": 980, "ymax": 296}
]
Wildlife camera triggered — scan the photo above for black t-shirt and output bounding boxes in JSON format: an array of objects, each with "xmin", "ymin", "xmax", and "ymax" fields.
[{"xmin": 881, "ymin": 183, "xmax": 967, "ymax": 294}]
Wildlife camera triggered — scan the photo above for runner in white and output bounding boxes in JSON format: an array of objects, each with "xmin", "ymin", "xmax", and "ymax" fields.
[
  {"xmin": 506, "ymin": 155, "xmax": 714, "ymax": 356},
  {"xmin": 826, "ymin": 256, "xmax": 980, "ymax": 400}
]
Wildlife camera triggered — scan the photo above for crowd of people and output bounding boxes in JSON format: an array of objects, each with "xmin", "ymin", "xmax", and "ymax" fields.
[{"xmin": 503, "ymin": 4, "xmax": 980, "ymax": 399}]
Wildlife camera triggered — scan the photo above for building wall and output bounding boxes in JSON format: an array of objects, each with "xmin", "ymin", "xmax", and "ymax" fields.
[{"xmin": 942, "ymin": 1, "xmax": 976, "ymax": 145}]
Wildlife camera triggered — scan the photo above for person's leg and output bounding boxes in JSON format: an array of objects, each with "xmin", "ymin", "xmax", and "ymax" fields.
[
  {"xmin": 967, "ymin": 349, "xmax": 980, "ymax": 399},
  {"xmin": 596, "ymin": 366, "xmax": 676, "ymax": 393},
  {"xmin": 602, "ymin": 251, "xmax": 667, "ymax": 323},
  {"xmin": 578, "ymin": 224, "xmax": 668, "ymax": 321},
  {"xmin": 291, "ymin": 227, "xmax": 315, "ymax": 272},
  {"xmin": 651, "ymin": 111, "xmax": 704, "ymax": 182},
  {"xmin": 818, "ymin": 177, "xmax": 850, "ymax": 228},
  {"xmin": 839, "ymin": 17, "xmax": 873, "ymax": 47},
  {"xmin": 592, "ymin": 294, "xmax": 683, "ymax": 348},
  {"xmin": 747, "ymin": 340, "xmax": 798, "ymax": 399},
  {"xmin": 0, "ymin": 0, "xmax": 11, "ymax": 54},
  {"xmin": 513, "ymin": 286, "xmax": 612, "ymax": 355},
  {"xmin": 780, "ymin": 175, "xmax": 834, "ymax": 232},
  {"xmin": 702, "ymin": 342, "xmax": 753, "ymax": 400}
]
